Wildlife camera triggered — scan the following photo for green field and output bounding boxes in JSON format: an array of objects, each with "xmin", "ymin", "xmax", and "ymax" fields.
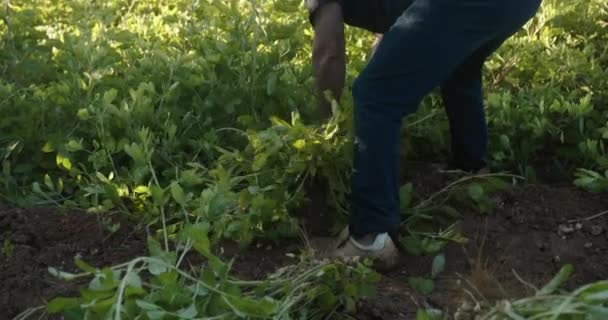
[{"xmin": 1, "ymin": 0, "xmax": 607, "ymax": 319}]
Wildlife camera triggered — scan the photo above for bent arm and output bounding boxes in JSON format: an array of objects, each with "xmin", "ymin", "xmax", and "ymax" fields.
[{"xmin": 312, "ymin": 3, "xmax": 345, "ymax": 119}]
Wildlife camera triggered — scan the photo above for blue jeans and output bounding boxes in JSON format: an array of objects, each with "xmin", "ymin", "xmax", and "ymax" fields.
[{"xmin": 349, "ymin": 0, "xmax": 541, "ymax": 237}]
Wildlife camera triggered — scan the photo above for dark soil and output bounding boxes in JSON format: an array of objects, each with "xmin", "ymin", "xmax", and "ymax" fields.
[
  {"xmin": 358, "ymin": 184, "xmax": 608, "ymax": 319},
  {"xmin": 0, "ymin": 208, "xmax": 146, "ymax": 319},
  {"xmin": 353, "ymin": 164, "xmax": 608, "ymax": 319},
  {"xmin": 1, "ymin": 170, "xmax": 607, "ymax": 319},
  {"xmin": 293, "ymin": 176, "xmax": 335, "ymax": 237}
]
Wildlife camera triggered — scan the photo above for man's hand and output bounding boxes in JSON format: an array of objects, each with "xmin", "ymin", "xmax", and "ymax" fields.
[{"xmin": 312, "ymin": 2, "xmax": 345, "ymax": 119}]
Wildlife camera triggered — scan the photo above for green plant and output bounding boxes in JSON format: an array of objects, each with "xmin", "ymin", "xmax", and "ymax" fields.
[
  {"xmin": 407, "ymin": 253, "xmax": 446, "ymax": 296},
  {"xmin": 574, "ymin": 168, "xmax": 608, "ymax": 193},
  {"xmin": 417, "ymin": 308, "xmax": 445, "ymax": 320},
  {"xmin": 37, "ymin": 226, "xmax": 379, "ymax": 320},
  {"xmin": 2, "ymin": 0, "xmax": 608, "ymax": 318},
  {"xmin": 2, "ymin": 238, "xmax": 14, "ymax": 258},
  {"xmin": 479, "ymin": 265, "xmax": 608, "ymax": 320},
  {"xmin": 398, "ymin": 174, "xmax": 513, "ymax": 256},
  {"xmin": 1, "ymin": 0, "xmax": 605, "ymax": 232}
]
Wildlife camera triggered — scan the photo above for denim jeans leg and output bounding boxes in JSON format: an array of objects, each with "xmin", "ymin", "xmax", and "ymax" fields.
[
  {"xmin": 348, "ymin": 0, "xmax": 541, "ymax": 237},
  {"xmin": 440, "ymin": 38, "xmax": 506, "ymax": 170}
]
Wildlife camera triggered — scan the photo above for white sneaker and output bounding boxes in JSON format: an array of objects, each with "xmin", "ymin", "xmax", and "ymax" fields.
[{"xmin": 333, "ymin": 227, "xmax": 399, "ymax": 270}]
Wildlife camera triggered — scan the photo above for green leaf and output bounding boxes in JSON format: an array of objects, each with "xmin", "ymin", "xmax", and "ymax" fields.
[
  {"xmin": 150, "ymin": 185, "xmax": 165, "ymax": 206},
  {"xmin": 292, "ymin": 139, "xmax": 306, "ymax": 150},
  {"xmin": 345, "ymin": 296, "xmax": 356, "ymax": 313},
  {"xmin": 32, "ymin": 182, "xmax": 43, "ymax": 194},
  {"xmin": 399, "ymin": 183, "xmax": 413, "ymax": 211},
  {"xmin": 66, "ymin": 140, "xmax": 83, "ymax": 152},
  {"xmin": 585, "ymin": 290, "xmax": 608, "ymax": 302},
  {"xmin": 103, "ymin": 89, "xmax": 118, "ymax": 105},
  {"xmin": 124, "ymin": 285, "xmax": 146, "ymax": 297},
  {"xmin": 224, "ymin": 296, "xmax": 278, "ymax": 317},
  {"xmin": 89, "ymin": 268, "xmax": 120, "ymax": 291},
  {"xmin": 316, "ymin": 285, "xmax": 337, "ymax": 310},
  {"xmin": 80, "ymin": 288, "xmax": 114, "ymax": 301},
  {"xmin": 77, "ymin": 108, "xmax": 90, "ymax": 120},
  {"xmin": 208, "ymin": 191, "xmax": 234, "ymax": 219},
  {"xmin": 537, "ymin": 264, "xmax": 573, "ymax": 296},
  {"xmin": 124, "ymin": 143, "xmax": 146, "ymax": 165},
  {"xmin": 171, "ymin": 182, "xmax": 187, "ymax": 206},
  {"xmin": 75, "ymin": 258, "xmax": 97, "ymax": 273},
  {"xmin": 417, "ymin": 309, "xmax": 431, "ymax": 320},
  {"xmin": 42, "ymin": 141, "xmax": 56, "ymax": 153},
  {"xmin": 48, "ymin": 297, "xmax": 81, "ymax": 314},
  {"xmin": 416, "ymin": 308, "xmax": 443, "ymax": 320},
  {"xmin": 401, "ymin": 236, "xmax": 423, "ymax": 256},
  {"xmin": 89, "ymin": 295, "xmax": 117, "ymax": 312},
  {"xmin": 148, "ymin": 261, "xmax": 167, "ymax": 276},
  {"xmin": 270, "ymin": 116, "xmax": 291, "ymax": 127},
  {"xmin": 588, "ymin": 306, "xmax": 608, "ymax": 318},
  {"xmin": 421, "ymin": 237, "xmax": 448, "ymax": 254},
  {"xmin": 57, "ymin": 178, "xmax": 64, "ymax": 193},
  {"xmin": 63, "ymin": 307, "xmax": 85, "ymax": 320},
  {"xmin": 185, "ymin": 223, "xmax": 211, "ymax": 257},
  {"xmin": 148, "ymin": 237, "xmax": 163, "ymax": 257},
  {"xmin": 201, "ymin": 267, "xmax": 216, "ymax": 287},
  {"xmin": 147, "ymin": 237, "xmax": 175, "ymax": 275},
  {"xmin": 155, "ymin": 270, "xmax": 179, "ymax": 287},
  {"xmin": 125, "ymin": 272, "xmax": 142, "ymax": 289},
  {"xmin": 44, "ymin": 174, "xmax": 55, "ymax": 191},
  {"xmin": 56, "ymin": 153, "xmax": 72, "ymax": 171},
  {"xmin": 467, "ymin": 183, "xmax": 484, "ymax": 201},
  {"xmin": 135, "ymin": 299, "xmax": 161, "ymax": 311},
  {"xmin": 147, "ymin": 310, "xmax": 166, "ymax": 320},
  {"xmin": 179, "ymin": 169, "xmax": 204, "ymax": 187},
  {"xmin": 134, "ymin": 185, "xmax": 149, "ymax": 194},
  {"xmin": 252, "ymin": 154, "xmax": 268, "ymax": 171},
  {"xmin": 408, "ymin": 277, "xmax": 434, "ymax": 295},
  {"xmin": 95, "ymin": 171, "xmax": 111, "ymax": 184},
  {"xmin": 48, "ymin": 267, "xmax": 78, "ymax": 280},
  {"xmin": 177, "ymin": 304, "xmax": 198, "ymax": 319},
  {"xmin": 431, "ymin": 254, "xmax": 445, "ymax": 279}
]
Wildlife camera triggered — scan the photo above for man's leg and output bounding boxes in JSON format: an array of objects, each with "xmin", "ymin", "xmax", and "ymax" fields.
[
  {"xmin": 348, "ymin": 0, "xmax": 541, "ymax": 238},
  {"xmin": 440, "ymin": 38, "xmax": 507, "ymax": 172}
]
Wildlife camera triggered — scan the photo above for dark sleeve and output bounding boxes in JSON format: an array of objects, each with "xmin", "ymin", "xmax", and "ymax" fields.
[
  {"xmin": 306, "ymin": 0, "xmax": 398, "ymax": 34},
  {"xmin": 306, "ymin": 0, "xmax": 341, "ymax": 25}
]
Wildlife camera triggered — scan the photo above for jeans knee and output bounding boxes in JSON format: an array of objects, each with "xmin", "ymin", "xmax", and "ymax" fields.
[{"xmin": 353, "ymin": 72, "xmax": 421, "ymax": 117}]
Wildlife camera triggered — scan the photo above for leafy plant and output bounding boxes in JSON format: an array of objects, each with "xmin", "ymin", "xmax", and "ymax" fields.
[
  {"xmin": 2, "ymin": 238, "xmax": 14, "ymax": 258},
  {"xmin": 398, "ymin": 174, "xmax": 512, "ymax": 256},
  {"xmin": 574, "ymin": 168, "xmax": 608, "ymax": 193},
  {"xmin": 407, "ymin": 254, "xmax": 446, "ymax": 296},
  {"xmin": 2, "ymin": 0, "xmax": 608, "ymax": 319},
  {"xmin": 39, "ymin": 228, "xmax": 379, "ymax": 320},
  {"xmin": 478, "ymin": 265, "xmax": 608, "ymax": 320}
]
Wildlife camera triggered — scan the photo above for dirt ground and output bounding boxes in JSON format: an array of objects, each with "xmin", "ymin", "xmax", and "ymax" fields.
[
  {"xmin": 0, "ymin": 205, "xmax": 146, "ymax": 319},
  {"xmin": 356, "ymin": 185, "xmax": 608, "ymax": 319},
  {"xmin": 1, "ymin": 174, "xmax": 607, "ymax": 319}
]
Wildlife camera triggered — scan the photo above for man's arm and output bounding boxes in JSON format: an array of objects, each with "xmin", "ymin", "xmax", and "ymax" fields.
[{"xmin": 312, "ymin": 3, "xmax": 345, "ymax": 119}]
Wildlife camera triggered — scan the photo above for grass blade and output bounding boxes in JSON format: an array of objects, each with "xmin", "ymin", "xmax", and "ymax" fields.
[{"xmin": 537, "ymin": 265, "xmax": 573, "ymax": 296}]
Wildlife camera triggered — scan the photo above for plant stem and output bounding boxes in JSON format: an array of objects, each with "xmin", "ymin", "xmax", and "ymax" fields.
[{"xmin": 567, "ymin": 209, "xmax": 608, "ymax": 223}]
